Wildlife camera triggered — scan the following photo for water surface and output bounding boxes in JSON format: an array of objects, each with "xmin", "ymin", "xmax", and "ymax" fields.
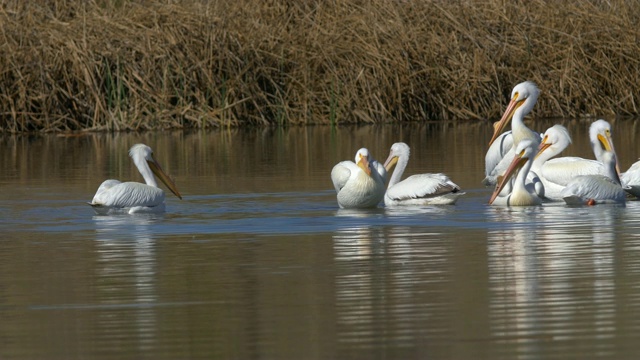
[{"xmin": 2, "ymin": 120, "xmax": 640, "ymax": 359}]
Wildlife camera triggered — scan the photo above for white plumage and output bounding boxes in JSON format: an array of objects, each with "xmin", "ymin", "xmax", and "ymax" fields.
[
  {"xmin": 483, "ymin": 131, "xmax": 515, "ymax": 186},
  {"xmin": 382, "ymin": 142, "xmax": 463, "ymax": 206},
  {"xmin": 621, "ymin": 160, "xmax": 640, "ymax": 197},
  {"xmin": 331, "ymin": 148, "xmax": 386, "ymax": 209},
  {"xmin": 89, "ymin": 144, "xmax": 182, "ymax": 215},
  {"xmin": 532, "ymin": 123, "xmax": 612, "ymax": 200},
  {"xmin": 561, "ymin": 151, "xmax": 626, "ymax": 205},
  {"xmin": 484, "ymin": 81, "xmax": 541, "ymax": 186},
  {"xmin": 489, "ymin": 139, "xmax": 542, "ymax": 206}
]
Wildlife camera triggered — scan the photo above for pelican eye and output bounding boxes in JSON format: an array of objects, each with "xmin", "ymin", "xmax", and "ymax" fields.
[{"xmin": 542, "ymin": 135, "xmax": 548, "ymax": 143}]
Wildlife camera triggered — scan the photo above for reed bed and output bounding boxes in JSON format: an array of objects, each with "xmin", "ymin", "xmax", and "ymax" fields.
[{"xmin": 1, "ymin": 0, "xmax": 640, "ymax": 132}]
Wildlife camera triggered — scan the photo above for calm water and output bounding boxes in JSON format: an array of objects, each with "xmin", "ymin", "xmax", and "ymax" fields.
[{"xmin": 2, "ymin": 120, "xmax": 640, "ymax": 359}]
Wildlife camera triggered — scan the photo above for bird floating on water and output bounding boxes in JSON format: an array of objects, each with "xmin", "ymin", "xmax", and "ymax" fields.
[
  {"xmin": 561, "ymin": 151, "xmax": 627, "ymax": 206},
  {"xmin": 489, "ymin": 139, "xmax": 542, "ymax": 206},
  {"xmin": 484, "ymin": 81, "xmax": 541, "ymax": 186},
  {"xmin": 532, "ymin": 122, "xmax": 616, "ymax": 201},
  {"xmin": 331, "ymin": 148, "xmax": 386, "ymax": 209},
  {"xmin": 89, "ymin": 144, "xmax": 182, "ymax": 215},
  {"xmin": 382, "ymin": 142, "xmax": 463, "ymax": 206}
]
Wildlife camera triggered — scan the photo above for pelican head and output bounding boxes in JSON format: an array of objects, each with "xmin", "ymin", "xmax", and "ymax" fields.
[
  {"xmin": 536, "ymin": 124, "xmax": 572, "ymax": 159},
  {"xmin": 489, "ymin": 138, "xmax": 537, "ymax": 205},
  {"xmin": 489, "ymin": 81, "xmax": 540, "ymax": 147},
  {"xmin": 383, "ymin": 142, "xmax": 410, "ymax": 172},
  {"xmin": 590, "ymin": 119, "xmax": 615, "ymax": 151},
  {"xmin": 589, "ymin": 119, "xmax": 616, "ymax": 153},
  {"xmin": 589, "ymin": 119, "xmax": 620, "ymax": 175},
  {"xmin": 355, "ymin": 148, "xmax": 372, "ymax": 176},
  {"xmin": 129, "ymin": 144, "xmax": 182, "ymax": 199}
]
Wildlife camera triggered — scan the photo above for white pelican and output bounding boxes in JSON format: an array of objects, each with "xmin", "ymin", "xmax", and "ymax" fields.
[
  {"xmin": 532, "ymin": 121, "xmax": 619, "ymax": 200},
  {"xmin": 489, "ymin": 139, "xmax": 542, "ymax": 206},
  {"xmin": 331, "ymin": 148, "xmax": 386, "ymax": 209},
  {"xmin": 585, "ymin": 119, "xmax": 640, "ymax": 198},
  {"xmin": 484, "ymin": 81, "xmax": 540, "ymax": 185},
  {"xmin": 89, "ymin": 144, "xmax": 182, "ymax": 214},
  {"xmin": 382, "ymin": 142, "xmax": 463, "ymax": 206},
  {"xmin": 561, "ymin": 151, "xmax": 626, "ymax": 205},
  {"xmin": 532, "ymin": 124, "xmax": 603, "ymax": 200}
]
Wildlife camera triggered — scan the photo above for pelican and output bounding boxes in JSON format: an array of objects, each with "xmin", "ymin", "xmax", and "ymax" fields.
[
  {"xmin": 331, "ymin": 148, "xmax": 386, "ymax": 209},
  {"xmin": 89, "ymin": 144, "xmax": 182, "ymax": 214},
  {"xmin": 561, "ymin": 151, "xmax": 626, "ymax": 205},
  {"xmin": 382, "ymin": 142, "xmax": 463, "ymax": 206},
  {"xmin": 532, "ymin": 120, "xmax": 619, "ymax": 200},
  {"xmin": 489, "ymin": 139, "xmax": 542, "ymax": 206},
  {"xmin": 484, "ymin": 81, "xmax": 541, "ymax": 185},
  {"xmin": 585, "ymin": 119, "xmax": 639, "ymax": 198}
]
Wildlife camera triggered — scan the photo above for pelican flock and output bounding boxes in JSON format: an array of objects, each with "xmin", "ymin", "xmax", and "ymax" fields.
[
  {"xmin": 86, "ymin": 83, "xmax": 636, "ymax": 215},
  {"xmin": 89, "ymin": 144, "xmax": 182, "ymax": 215},
  {"xmin": 483, "ymin": 81, "xmax": 632, "ymax": 207},
  {"xmin": 382, "ymin": 142, "xmax": 463, "ymax": 206}
]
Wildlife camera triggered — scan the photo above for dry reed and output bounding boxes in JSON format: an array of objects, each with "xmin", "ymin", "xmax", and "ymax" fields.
[{"xmin": 1, "ymin": 0, "xmax": 640, "ymax": 132}]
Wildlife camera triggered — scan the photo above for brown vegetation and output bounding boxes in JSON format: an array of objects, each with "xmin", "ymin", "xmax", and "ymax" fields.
[{"xmin": 1, "ymin": 0, "xmax": 640, "ymax": 132}]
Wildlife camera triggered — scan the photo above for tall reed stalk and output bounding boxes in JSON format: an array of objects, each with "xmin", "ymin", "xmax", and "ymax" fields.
[{"xmin": 1, "ymin": 0, "xmax": 640, "ymax": 132}]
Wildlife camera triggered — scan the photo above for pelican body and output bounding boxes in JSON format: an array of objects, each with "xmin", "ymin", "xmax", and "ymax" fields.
[
  {"xmin": 383, "ymin": 142, "xmax": 463, "ymax": 206},
  {"xmin": 331, "ymin": 148, "xmax": 386, "ymax": 209},
  {"xmin": 489, "ymin": 139, "xmax": 542, "ymax": 206},
  {"xmin": 622, "ymin": 160, "xmax": 640, "ymax": 198},
  {"xmin": 585, "ymin": 119, "xmax": 640, "ymax": 198},
  {"xmin": 561, "ymin": 151, "xmax": 626, "ymax": 205},
  {"xmin": 89, "ymin": 144, "xmax": 182, "ymax": 215},
  {"xmin": 484, "ymin": 81, "xmax": 541, "ymax": 186},
  {"xmin": 533, "ymin": 124, "xmax": 601, "ymax": 200}
]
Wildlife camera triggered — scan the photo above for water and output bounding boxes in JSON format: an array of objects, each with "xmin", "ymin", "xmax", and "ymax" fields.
[{"xmin": 2, "ymin": 120, "xmax": 640, "ymax": 359}]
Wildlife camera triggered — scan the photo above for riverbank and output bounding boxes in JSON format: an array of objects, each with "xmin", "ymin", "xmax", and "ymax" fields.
[{"xmin": 1, "ymin": 1, "xmax": 639, "ymax": 132}]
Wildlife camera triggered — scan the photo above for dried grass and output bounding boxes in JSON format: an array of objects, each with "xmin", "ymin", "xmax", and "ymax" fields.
[{"xmin": 1, "ymin": 0, "xmax": 640, "ymax": 132}]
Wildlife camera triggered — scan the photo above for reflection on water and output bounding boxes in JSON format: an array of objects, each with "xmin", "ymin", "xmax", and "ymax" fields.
[
  {"xmin": 332, "ymin": 209, "xmax": 455, "ymax": 356},
  {"xmin": 486, "ymin": 204, "xmax": 630, "ymax": 358},
  {"xmin": 2, "ymin": 121, "xmax": 640, "ymax": 359},
  {"xmin": 94, "ymin": 215, "xmax": 159, "ymax": 353}
]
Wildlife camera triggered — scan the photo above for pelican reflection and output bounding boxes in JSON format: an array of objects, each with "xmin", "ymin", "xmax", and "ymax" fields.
[{"xmin": 93, "ymin": 214, "xmax": 161, "ymax": 352}]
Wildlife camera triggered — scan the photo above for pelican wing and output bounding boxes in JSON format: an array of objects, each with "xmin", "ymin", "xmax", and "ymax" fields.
[
  {"xmin": 91, "ymin": 182, "xmax": 165, "ymax": 208},
  {"xmin": 386, "ymin": 173, "xmax": 460, "ymax": 201},
  {"xmin": 622, "ymin": 160, "xmax": 640, "ymax": 184},
  {"xmin": 483, "ymin": 148, "xmax": 516, "ymax": 185},
  {"xmin": 561, "ymin": 175, "xmax": 626, "ymax": 205},
  {"xmin": 331, "ymin": 161, "xmax": 355, "ymax": 193},
  {"xmin": 485, "ymin": 131, "xmax": 514, "ymax": 178},
  {"xmin": 540, "ymin": 157, "xmax": 604, "ymax": 187},
  {"xmin": 91, "ymin": 179, "xmax": 122, "ymax": 201},
  {"xmin": 622, "ymin": 160, "xmax": 640, "ymax": 197}
]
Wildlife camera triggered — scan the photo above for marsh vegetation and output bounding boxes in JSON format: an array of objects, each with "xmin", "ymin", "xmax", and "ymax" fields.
[{"xmin": 1, "ymin": 0, "xmax": 639, "ymax": 132}]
